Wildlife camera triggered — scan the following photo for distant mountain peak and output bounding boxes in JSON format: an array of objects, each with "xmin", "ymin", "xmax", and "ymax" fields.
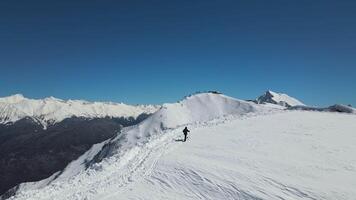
[
  {"xmin": 0, "ymin": 94, "xmax": 26, "ymax": 103},
  {"xmin": 43, "ymin": 96, "xmax": 64, "ymax": 102},
  {"xmin": 266, "ymin": 90, "xmax": 277, "ymax": 96},
  {"xmin": 256, "ymin": 90, "xmax": 305, "ymax": 107}
]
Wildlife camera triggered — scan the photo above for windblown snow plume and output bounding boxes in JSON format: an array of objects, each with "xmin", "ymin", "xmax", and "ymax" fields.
[
  {"xmin": 0, "ymin": 94, "xmax": 158, "ymax": 128},
  {"xmin": 256, "ymin": 90, "xmax": 305, "ymax": 107}
]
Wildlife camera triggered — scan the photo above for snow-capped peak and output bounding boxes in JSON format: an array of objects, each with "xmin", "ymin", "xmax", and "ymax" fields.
[
  {"xmin": 0, "ymin": 94, "xmax": 26, "ymax": 103},
  {"xmin": 0, "ymin": 94, "xmax": 159, "ymax": 127},
  {"xmin": 43, "ymin": 96, "xmax": 64, "ymax": 102},
  {"xmin": 256, "ymin": 90, "xmax": 305, "ymax": 107}
]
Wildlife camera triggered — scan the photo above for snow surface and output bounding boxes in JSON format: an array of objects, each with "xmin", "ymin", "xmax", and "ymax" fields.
[
  {"xmin": 256, "ymin": 90, "xmax": 305, "ymax": 107},
  {"xmin": 0, "ymin": 94, "xmax": 158, "ymax": 128},
  {"xmin": 113, "ymin": 112, "xmax": 356, "ymax": 200},
  {"xmin": 5, "ymin": 93, "xmax": 356, "ymax": 200}
]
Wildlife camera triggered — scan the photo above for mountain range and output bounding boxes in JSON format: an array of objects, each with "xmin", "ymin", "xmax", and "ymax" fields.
[{"xmin": 0, "ymin": 91, "xmax": 355, "ymax": 200}]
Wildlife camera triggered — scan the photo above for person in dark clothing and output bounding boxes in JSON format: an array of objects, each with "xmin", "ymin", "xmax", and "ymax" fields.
[{"xmin": 183, "ymin": 127, "xmax": 190, "ymax": 142}]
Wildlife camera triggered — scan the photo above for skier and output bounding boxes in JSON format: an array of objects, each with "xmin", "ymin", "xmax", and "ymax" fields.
[{"xmin": 183, "ymin": 126, "xmax": 190, "ymax": 142}]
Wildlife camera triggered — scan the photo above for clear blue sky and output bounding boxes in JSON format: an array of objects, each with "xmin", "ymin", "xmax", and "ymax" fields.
[{"xmin": 0, "ymin": 0, "xmax": 355, "ymax": 106}]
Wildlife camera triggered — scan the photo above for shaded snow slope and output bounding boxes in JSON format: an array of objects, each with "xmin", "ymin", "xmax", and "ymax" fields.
[
  {"xmin": 0, "ymin": 94, "xmax": 158, "ymax": 127},
  {"xmin": 7, "ymin": 110, "xmax": 356, "ymax": 200},
  {"xmin": 290, "ymin": 104, "xmax": 356, "ymax": 114},
  {"xmin": 256, "ymin": 90, "xmax": 305, "ymax": 107}
]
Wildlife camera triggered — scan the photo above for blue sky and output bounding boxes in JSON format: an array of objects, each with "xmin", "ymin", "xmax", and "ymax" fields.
[{"xmin": 0, "ymin": 0, "xmax": 355, "ymax": 106}]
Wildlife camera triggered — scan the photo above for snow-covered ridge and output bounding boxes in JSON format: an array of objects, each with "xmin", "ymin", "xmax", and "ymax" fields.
[
  {"xmin": 256, "ymin": 90, "xmax": 305, "ymax": 107},
  {"xmin": 102, "ymin": 92, "xmax": 272, "ymax": 151},
  {"xmin": 123, "ymin": 93, "xmax": 267, "ymax": 146},
  {"xmin": 65, "ymin": 92, "xmax": 268, "ymax": 170},
  {"xmin": 10, "ymin": 92, "xmax": 276, "ymax": 194},
  {"xmin": 0, "ymin": 94, "xmax": 159, "ymax": 127}
]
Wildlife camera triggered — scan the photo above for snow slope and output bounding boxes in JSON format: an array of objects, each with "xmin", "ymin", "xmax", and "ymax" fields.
[
  {"xmin": 113, "ymin": 111, "xmax": 356, "ymax": 200},
  {"xmin": 6, "ymin": 93, "xmax": 356, "ymax": 200},
  {"xmin": 256, "ymin": 90, "xmax": 305, "ymax": 107},
  {"xmin": 0, "ymin": 94, "xmax": 158, "ymax": 128}
]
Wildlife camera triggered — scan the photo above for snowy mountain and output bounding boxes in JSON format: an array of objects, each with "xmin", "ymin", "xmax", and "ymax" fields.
[
  {"xmin": 4, "ymin": 92, "xmax": 277, "ymax": 199},
  {"xmin": 0, "ymin": 94, "xmax": 158, "ymax": 128},
  {"xmin": 3, "ymin": 92, "xmax": 356, "ymax": 200},
  {"xmin": 0, "ymin": 94, "xmax": 159, "ymax": 196},
  {"xmin": 256, "ymin": 90, "xmax": 305, "ymax": 107}
]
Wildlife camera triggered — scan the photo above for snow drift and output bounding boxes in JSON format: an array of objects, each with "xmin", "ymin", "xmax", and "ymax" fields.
[
  {"xmin": 256, "ymin": 90, "xmax": 305, "ymax": 107},
  {"xmin": 0, "ymin": 94, "xmax": 158, "ymax": 128}
]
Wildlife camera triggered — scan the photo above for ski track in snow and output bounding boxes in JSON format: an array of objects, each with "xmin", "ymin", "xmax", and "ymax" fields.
[{"xmin": 8, "ymin": 110, "xmax": 356, "ymax": 200}]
